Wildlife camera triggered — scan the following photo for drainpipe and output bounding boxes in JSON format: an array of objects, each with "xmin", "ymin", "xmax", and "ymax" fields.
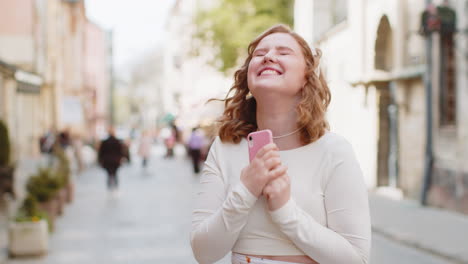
[
  {"xmin": 421, "ymin": 0, "xmax": 434, "ymax": 206},
  {"xmin": 388, "ymin": 82, "xmax": 399, "ymax": 188}
]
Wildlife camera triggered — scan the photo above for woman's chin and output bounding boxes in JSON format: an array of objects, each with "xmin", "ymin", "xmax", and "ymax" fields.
[{"xmin": 252, "ymin": 82, "xmax": 282, "ymax": 91}]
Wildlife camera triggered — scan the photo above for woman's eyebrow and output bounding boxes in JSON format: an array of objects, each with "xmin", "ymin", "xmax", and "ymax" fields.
[
  {"xmin": 253, "ymin": 48, "xmax": 268, "ymax": 53},
  {"xmin": 276, "ymin": 46, "xmax": 295, "ymax": 52},
  {"xmin": 254, "ymin": 46, "xmax": 295, "ymax": 53}
]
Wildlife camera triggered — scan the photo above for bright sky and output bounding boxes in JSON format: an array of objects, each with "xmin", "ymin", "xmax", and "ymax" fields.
[{"xmin": 85, "ymin": 0, "xmax": 175, "ymax": 72}]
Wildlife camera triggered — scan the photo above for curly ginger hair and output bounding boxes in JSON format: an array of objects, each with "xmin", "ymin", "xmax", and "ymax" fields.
[{"xmin": 216, "ymin": 24, "xmax": 331, "ymax": 145}]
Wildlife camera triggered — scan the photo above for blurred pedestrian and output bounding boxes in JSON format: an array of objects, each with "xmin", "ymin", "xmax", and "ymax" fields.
[
  {"xmin": 58, "ymin": 129, "xmax": 71, "ymax": 149},
  {"xmin": 39, "ymin": 129, "xmax": 56, "ymax": 166},
  {"xmin": 191, "ymin": 24, "xmax": 370, "ymax": 264},
  {"xmin": 171, "ymin": 121, "xmax": 181, "ymax": 143},
  {"xmin": 138, "ymin": 131, "xmax": 152, "ymax": 168},
  {"xmin": 98, "ymin": 127, "xmax": 125, "ymax": 190},
  {"xmin": 160, "ymin": 126, "xmax": 175, "ymax": 158},
  {"xmin": 187, "ymin": 127, "xmax": 205, "ymax": 174},
  {"xmin": 71, "ymin": 133, "xmax": 85, "ymax": 172},
  {"xmin": 39, "ymin": 129, "xmax": 55, "ymax": 154}
]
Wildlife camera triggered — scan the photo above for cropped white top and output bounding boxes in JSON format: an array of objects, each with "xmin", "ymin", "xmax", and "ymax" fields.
[{"xmin": 190, "ymin": 132, "xmax": 371, "ymax": 264}]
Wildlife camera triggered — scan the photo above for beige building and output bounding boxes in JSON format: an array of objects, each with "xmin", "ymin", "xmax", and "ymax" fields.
[
  {"xmin": 164, "ymin": 0, "xmax": 230, "ymax": 131},
  {"xmin": 0, "ymin": 0, "xmax": 110, "ymax": 142},
  {"xmin": 0, "ymin": 0, "xmax": 87, "ymax": 158},
  {"xmin": 83, "ymin": 20, "xmax": 111, "ymax": 141},
  {"xmin": 429, "ymin": 0, "xmax": 468, "ymax": 214},
  {"xmin": 56, "ymin": 0, "xmax": 87, "ymax": 135},
  {"xmin": 0, "ymin": 0, "xmax": 47, "ymax": 159},
  {"xmin": 295, "ymin": 0, "xmax": 468, "ymax": 214},
  {"xmin": 0, "ymin": 0, "xmax": 110, "ymax": 191}
]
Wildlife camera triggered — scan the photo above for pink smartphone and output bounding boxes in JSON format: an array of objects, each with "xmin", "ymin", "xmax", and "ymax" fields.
[{"xmin": 247, "ymin": 129, "xmax": 273, "ymax": 162}]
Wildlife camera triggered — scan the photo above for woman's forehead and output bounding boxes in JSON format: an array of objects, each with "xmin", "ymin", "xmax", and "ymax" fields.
[{"xmin": 256, "ymin": 33, "xmax": 301, "ymax": 50}]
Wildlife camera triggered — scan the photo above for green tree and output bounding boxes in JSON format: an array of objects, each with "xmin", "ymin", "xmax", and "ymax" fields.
[{"xmin": 192, "ymin": 0, "xmax": 294, "ymax": 73}]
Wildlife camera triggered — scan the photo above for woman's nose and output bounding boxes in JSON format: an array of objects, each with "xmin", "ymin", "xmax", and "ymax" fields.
[{"xmin": 263, "ymin": 52, "xmax": 277, "ymax": 63}]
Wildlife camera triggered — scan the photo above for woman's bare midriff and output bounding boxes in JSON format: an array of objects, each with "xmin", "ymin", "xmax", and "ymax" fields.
[{"xmin": 235, "ymin": 253, "xmax": 319, "ymax": 264}]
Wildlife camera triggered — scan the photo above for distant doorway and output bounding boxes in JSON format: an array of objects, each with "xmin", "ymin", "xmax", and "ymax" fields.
[{"xmin": 374, "ymin": 15, "xmax": 398, "ymax": 187}]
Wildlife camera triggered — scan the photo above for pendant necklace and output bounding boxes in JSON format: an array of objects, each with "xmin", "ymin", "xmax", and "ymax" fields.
[{"xmin": 272, "ymin": 127, "xmax": 303, "ymax": 139}]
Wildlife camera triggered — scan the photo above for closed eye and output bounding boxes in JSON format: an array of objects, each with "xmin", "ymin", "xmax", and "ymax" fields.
[{"xmin": 277, "ymin": 46, "xmax": 294, "ymax": 55}]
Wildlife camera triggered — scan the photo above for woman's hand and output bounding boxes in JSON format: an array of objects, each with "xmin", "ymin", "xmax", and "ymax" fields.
[
  {"xmin": 240, "ymin": 143, "xmax": 286, "ymax": 197},
  {"xmin": 263, "ymin": 172, "xmax": 290, "ymax": 211}
]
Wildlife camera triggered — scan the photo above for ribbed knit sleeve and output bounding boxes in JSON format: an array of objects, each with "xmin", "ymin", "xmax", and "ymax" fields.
[
  {"xmin": 190, "ymin": 138, "xmax": 258, "ymax": 264},
  {"xmin": 269, "ymin": 140, "xmax": 371, "ymax": 264}
]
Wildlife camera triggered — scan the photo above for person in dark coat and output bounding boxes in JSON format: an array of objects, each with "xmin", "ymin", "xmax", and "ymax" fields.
[{"xmin": 98, "ymin": 127, "xmax": 125, "ymax": 190}]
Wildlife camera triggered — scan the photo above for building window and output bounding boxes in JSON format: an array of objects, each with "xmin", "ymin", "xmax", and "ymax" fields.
[
  {"xmin": 331, "ymin": 0, "xmax": 348, "ymax": 25},
  {"xmin": 439, "ymin": 33, "xmax": 456, "ymax": 127}
]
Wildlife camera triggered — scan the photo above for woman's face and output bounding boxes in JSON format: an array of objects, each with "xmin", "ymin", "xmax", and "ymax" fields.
[{"xmin": 247, "ymin": 32, "xmax": 306, "ymax": 98}]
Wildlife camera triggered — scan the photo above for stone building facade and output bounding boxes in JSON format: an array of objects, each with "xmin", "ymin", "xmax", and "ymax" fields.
[{"xmin": 294, "ymin": 0, "xmax": 468, "ymax": 214}]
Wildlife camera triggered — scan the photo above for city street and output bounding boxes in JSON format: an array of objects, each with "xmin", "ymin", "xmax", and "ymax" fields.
[
  {"xmin": 6, "ymin": 144, "xmax": 457, "ymax": 264},
  {"xmin": 1, "ymin": 0, "xmax": 467, "ymax": 263}
]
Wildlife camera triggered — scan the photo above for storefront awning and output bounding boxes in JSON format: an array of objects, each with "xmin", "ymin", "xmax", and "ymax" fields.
[{"xmin": 14, "ymin": 70, "xmax": 43, "ymax": 94}]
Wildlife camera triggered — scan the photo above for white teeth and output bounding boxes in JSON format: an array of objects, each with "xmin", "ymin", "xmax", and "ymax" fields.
[{"xmin": 260, "ymin": 69, "xmax": 279, "ymax": 75}]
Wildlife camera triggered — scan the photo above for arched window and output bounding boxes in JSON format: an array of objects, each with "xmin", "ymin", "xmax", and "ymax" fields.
[{"xmin": 375, "ymin": 16, "xmax": 393, "ymax": 71}]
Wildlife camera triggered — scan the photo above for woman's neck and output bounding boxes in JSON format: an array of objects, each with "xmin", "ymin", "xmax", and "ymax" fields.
[{"xmin": 256, "ymin": 100, "xmax": 303, "ymax": 150}]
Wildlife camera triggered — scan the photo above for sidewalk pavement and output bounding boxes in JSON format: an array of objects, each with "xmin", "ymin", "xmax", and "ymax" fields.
[{"xmin": 369, "ymin": 192, "xmax": 468, "ymax": 264}]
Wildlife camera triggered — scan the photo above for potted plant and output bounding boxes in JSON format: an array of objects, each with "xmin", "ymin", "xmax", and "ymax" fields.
[
  {"xmin": 0, "ymin": 120, "xmax": 15, "ymax": 198},
  {"xmin": 8, "ymin": 196, "xmax": 49, "ymax": 257},
  {"xmin": 26, "ymin": 168, "xmax": 61, "ymax": 229}
]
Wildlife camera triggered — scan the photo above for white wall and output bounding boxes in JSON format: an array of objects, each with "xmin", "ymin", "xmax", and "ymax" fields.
[
  {"xmin": 321, "ymin": 28, "xmax": 378, "ymax": 189},
  {"xmin": 0, "ymin": 36, "xmax": 34, "ymax": 68}
]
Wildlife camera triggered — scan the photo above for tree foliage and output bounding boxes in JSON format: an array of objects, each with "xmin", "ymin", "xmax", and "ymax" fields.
[{"xmin": 192, "ymin": 0, "xmax": 294, "ymax": 73}]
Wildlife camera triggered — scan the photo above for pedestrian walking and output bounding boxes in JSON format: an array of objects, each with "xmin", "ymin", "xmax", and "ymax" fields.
[
  {"xmin": 39, "ymin": 129, "xmax": 56, "ymax": 166},
  {"xmin": 98, "ymin": 127, "xmax": 125, "ymax": 190},
  {"xmin": 138, "ymin": 131, "xmax": 152, "ymax": 168},
  {"xmin": 187, "ymin": 127, "xmax": 205, "ymax": 174},
  {"xmin": 190, "ymin": 24, "xmax": 371, "ymax": 264},
  {"xmin": 160, "ymin": 126, "xmax": 175, "ymax": 158}
]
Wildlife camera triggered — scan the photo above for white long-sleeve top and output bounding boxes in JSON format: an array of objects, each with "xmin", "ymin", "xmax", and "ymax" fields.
[{"xmin": 190, "ymin": 132, "xmax": 371, "ymax": 264}]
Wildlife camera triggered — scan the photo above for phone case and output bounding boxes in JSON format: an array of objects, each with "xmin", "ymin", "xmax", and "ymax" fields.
[{"xmin": 247, "ymin": 129, "xmax": 273, "ymax": 162}]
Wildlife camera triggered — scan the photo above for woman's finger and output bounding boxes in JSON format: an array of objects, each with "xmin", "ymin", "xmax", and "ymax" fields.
[
  {"xmin": 262, "ymin": 150, "xmax": 280, "ymax": 161},
  {"xmin": 256, "ymin": 143, "xmax": 278, "ymax": 159},
  {"xmin": 267, "ymin": 165, "xmax": 287, "ymax": 181},
  {"xmin": 264, "ymin": 157, "xmax": 281, "ymax": 170}
]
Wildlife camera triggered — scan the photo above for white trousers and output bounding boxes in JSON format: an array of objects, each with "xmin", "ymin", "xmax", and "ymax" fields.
[{"xmin": 231, "ymin": 253, "xmax": 301, "ymax": 264}]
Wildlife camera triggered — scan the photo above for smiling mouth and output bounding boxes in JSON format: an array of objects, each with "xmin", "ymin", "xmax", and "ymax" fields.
[{"xmin": 258, "ymin": 69, "xmax": 283, "ymax": 76}]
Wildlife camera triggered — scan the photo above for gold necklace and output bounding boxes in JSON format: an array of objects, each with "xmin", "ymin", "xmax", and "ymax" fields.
[{"xmin": 272, "ymin": 127, "xmax": 303, "ymax": 139}]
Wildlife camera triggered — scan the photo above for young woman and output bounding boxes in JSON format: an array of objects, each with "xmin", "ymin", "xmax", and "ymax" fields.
[{"xmin": 191, "ymin": 24, "xmax": 371, "ymax": 264}]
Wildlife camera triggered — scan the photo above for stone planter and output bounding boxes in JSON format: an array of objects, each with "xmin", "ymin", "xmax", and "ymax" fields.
[{"xmin": 8, "ymin": 219, "xmax": 48, "ymax": 257}]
